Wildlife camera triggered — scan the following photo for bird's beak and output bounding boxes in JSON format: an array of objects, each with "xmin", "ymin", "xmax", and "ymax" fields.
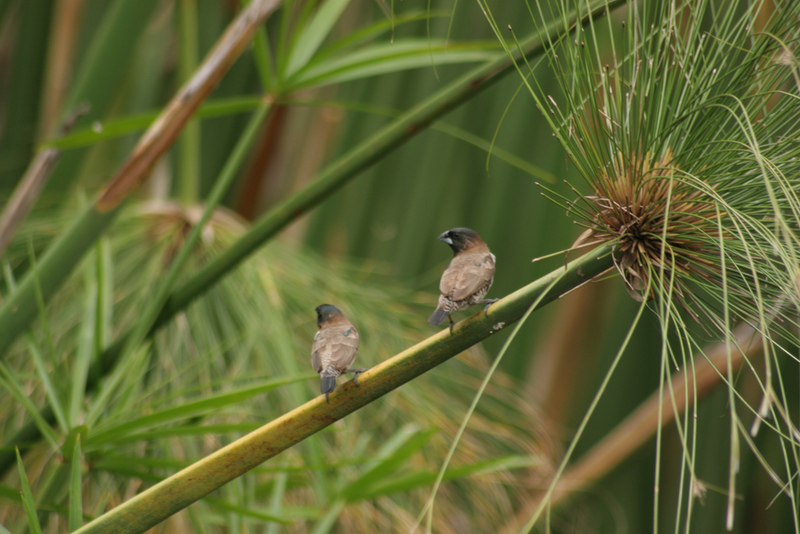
[{"xmin": 437, "ymin": 232, "xmax": 453, "ymax": 245}]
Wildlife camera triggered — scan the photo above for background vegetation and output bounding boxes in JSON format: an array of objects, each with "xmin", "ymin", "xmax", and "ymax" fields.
[{"xmin": 0, "ymin": 0, "xmax": 798, "ymax": 532}]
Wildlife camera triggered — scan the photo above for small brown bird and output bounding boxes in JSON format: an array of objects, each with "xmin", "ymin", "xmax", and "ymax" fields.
[
  {"xmin": 312, "ymin": 304, "xmax": 365, "ymax": 401},
  {"xmin": 429, "ymin": 228, "xmax": 497, "ymax": 330}
]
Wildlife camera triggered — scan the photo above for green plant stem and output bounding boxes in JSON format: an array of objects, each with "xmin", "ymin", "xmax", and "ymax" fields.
[
  {"xmin": 177, "ymin": 0, "xmax": 200, "ymax": 204},
  {"xmin": 72, "ymin": 246, "xmax": 614, "ymax": 534}
]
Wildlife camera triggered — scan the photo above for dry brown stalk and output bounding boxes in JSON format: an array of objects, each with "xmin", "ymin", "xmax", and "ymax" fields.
[{"xmin": 96, "ymin": 0, "xmax": 281, "ymax": 211}]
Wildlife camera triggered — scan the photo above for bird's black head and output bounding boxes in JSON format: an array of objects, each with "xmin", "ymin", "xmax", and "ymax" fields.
[
  {"xmin": 436, "ymin": 227, "xmax": 482, "ymax": 255},
  {"xmin": 315, "ymin": 304, "xmax": 342, "ymax": 326}
]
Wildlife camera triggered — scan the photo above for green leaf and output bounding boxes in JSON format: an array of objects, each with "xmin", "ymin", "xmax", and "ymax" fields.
[
  {"xmin": 68, "ymin": 435, "xmax": 83, "ymax": 531},
  {"xmin": 24, "ymin": 240, "xmax": 69, "ymax": 432},
  {"xmin": 16, "ymin": 448, "xmax": 43, "ymax": 534},
  {"xmin": 88, "ymin": 376, "xmax": 308, "ymax": 445},
  {"xmin": 289, "ymin": 39, "xmax": 501, "ymax": 89},
  {"xmin": 432, "ymin": 122, "xmax": 556, "ymax": 183},
  {"xmin": 70, "ymin": 241, "xmax": 106, "ymax": 427},
  {"xmin": 362, "ymin": 455, "xmax": 542, "ymax": 499},
  {"xmin": 284, "ymin": 0, "xmax": 352, "ymax": 78},
  {"xmin": 341, "ymin": 427, "xmax": 436, "ymax": 501},
  {"xmin": 93, "ymin": 424, "xmax": 262, "ymax": 447},
  {"xmin": 311, "ymin": 10, "xmax": 449, "ymax": 61},
  {"xmin": 204, "ymin": 496, "xmax": 291, "ymax": 525},
  {"xmin": 62, "ymin": 426, "xmax": 89, "ymax": 462},
  {"xmin": 0, "ymin": 484, "xmax": 21, "ymax": 501},
  {"xmin": 0, "ymin": 360, "xmax": 60, "ymax": 450},
  {"xmin": 43, "ymin": 96, "xmax": 263, "ymax": 150},
  {"xmin": 309, "ymin": 499, "xmax": 344, "ymax": 534}
]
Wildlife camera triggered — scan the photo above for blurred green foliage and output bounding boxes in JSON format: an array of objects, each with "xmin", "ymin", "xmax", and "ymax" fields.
[{"xmin": 1, "ymin": 0, "xmax": 798, "ymax": 532}]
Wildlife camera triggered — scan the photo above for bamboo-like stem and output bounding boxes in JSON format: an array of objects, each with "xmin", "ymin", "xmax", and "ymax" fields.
[
  {"xmin": 0, "ymin": 0, "xmax": 281, "ymax": 357},
  {"xmin": 500, "ymin": 321, "xmax": 763, "ymax": 533},
  {"xmin": 72, "ymin": 246, "xmax": 614, "ymax": 534},
  {"xmin": 176, "ymin": 0, "xmax": 200, "ymax": 205}
]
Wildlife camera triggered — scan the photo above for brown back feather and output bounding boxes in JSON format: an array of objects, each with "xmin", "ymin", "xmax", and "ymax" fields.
[
  {"xmin": 439, "ymin": 250, "xmax": 496, "ymax": 302},
  {"xmin": 311, "ymin": 323, "xmax": 360, "ymax": 373}
]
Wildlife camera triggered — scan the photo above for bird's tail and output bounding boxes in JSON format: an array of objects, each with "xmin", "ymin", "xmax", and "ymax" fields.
[
  {"xmin": 428, "ymin": 307, "xmax": 448, "ymax": 326},
  {"xmin": 320, "ymin": 367, "xmax": 339, "ymax": 395}
]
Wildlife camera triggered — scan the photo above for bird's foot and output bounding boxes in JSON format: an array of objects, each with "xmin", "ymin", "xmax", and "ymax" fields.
[
  {"xmin": 347, "ymin": 368, "xmax": 369, "ymax": 386},
  {"xmin": 481, "ymin": 298, "xmax": 500, "ymax": 314},
  {"xmin": 325, "ymin": 393, "xmax": 330, "ymax": 403}
]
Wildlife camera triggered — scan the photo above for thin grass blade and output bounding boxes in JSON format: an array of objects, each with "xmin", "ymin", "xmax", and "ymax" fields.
[{"xmin": 16, "ymin": 448, "xmax": 43, "ymax": 534}]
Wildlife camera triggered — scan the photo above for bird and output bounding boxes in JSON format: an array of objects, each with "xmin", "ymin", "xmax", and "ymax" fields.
[
  {"xmin": 428, "ymin": 228, "xmax": 497, "ymax": 330},
  {"xmin": 311, "ymin": 304, "xmax": 366, "ymax": 401}
]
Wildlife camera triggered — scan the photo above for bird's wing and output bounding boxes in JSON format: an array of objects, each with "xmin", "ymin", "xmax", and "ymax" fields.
[
  {"xmin": 311, "ymin": 330, "xmax": 325, "ymax": 372},
  {"xmin": 312, "ymin": 324, "xmax": 359, "ymax": 373},
  {"xmin": 439, "ymin": 251, "xmax": 495, "ymax": 302}
]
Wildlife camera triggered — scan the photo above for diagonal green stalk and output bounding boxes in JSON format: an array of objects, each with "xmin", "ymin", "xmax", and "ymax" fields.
[
  {"xmin": 177, "ymin": 0, "xmax": 200, "ymax": 204},
  {"xmin": 72, "ymin": 246, "xmax": 614, "ymax": 534}
]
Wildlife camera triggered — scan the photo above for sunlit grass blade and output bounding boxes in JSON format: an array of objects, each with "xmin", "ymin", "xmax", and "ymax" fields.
[
  {"xmin": 361, "ymin": 455, "xmax": 540, "ymax": 500},
  {"xmin": 341, "ymin": 427, "xmax": 436, "ymax": 501},
  {"xmin": 288, "ymin": 39, "xmax": 500, "ymax": 89},
  {"xmin": 315, "ymin": 11, "xmax": 451, "ymax": 58},
  {"xmin": 284, "ymin": 0, "xmax": 351, "ymax": 78},
  {"xmin": 204, "ymin": 496, "xmax": 292, "ymax": 525},
  {"xmin": 310, "ymin": 499, "xmax": 345, "ymax": 534},
  {"xmin": 24, "ymin": 241, "xmax": 68, "ymax": 433},
  {"xmin": 0, "ymin": 361, "xmax": 60, "ymax": 450},
  {"xmin": 69, "ymin": 240, "xmax": 107, "ymax": 427},
  {"xmin": 16, "ymin": 448, "xmax": 43, "ymax": 534},
  {"xmin": 68, "ymin": 434, "xmax": 83, "ymax": 531},
  {"xmin": 88, "ymin": 375, "xmax": 309, "ymax": 445},
  {"xmin": 44, "ymin": 96, "xmax": 264, "ymax": 151}
]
